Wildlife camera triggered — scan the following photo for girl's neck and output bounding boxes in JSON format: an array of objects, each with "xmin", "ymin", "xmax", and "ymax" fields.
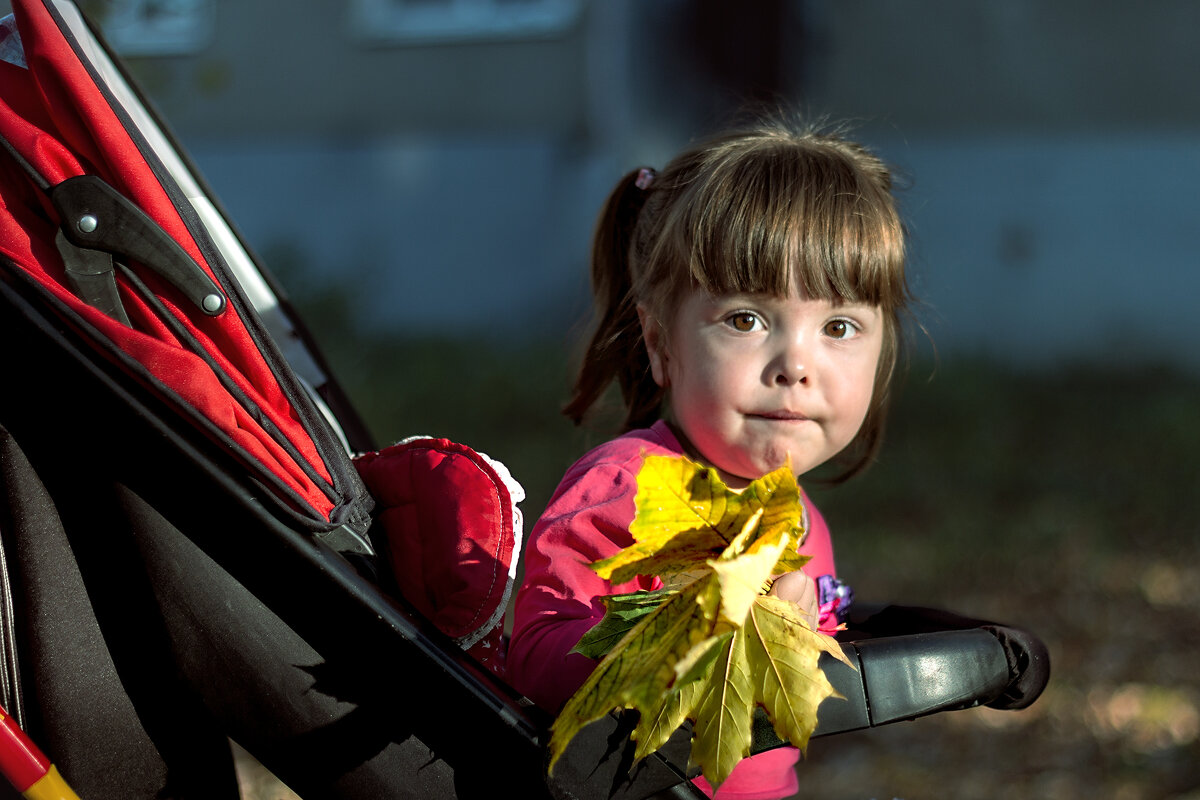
[{"xmin": 662, "ymin": 419, "xmax": 753, "ymax": 491}]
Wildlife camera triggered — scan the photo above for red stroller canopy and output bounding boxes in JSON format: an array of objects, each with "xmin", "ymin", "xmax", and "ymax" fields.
[{"xmin": 0, "ymin": 0, "xmax": 363, "ymax": 531}]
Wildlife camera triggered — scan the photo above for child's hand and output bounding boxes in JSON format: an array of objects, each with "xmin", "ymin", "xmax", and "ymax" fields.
[{"xmin": 768, "ymin": 571, "xmax": 820, "ymax": 628}]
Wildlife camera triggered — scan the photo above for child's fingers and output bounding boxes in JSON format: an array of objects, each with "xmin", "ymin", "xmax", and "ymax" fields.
[{"xmin": 767, "ymin": 572, "xmax": 820, "ymax": 625}]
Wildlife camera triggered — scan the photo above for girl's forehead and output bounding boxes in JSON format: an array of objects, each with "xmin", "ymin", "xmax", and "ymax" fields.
[{"xmin": 692, "ymin": 284, "xmax": 879, "ymax": 311}]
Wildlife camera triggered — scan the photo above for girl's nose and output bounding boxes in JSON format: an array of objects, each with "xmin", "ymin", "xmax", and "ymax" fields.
[
  {"xmin": 770, "ymin": 355, "xmax": 808, "ymax": 385},
  {"xmin": 763, "ymin": 331, "xmax": 811, "ymax": 386},
  {"xmin": 770, "ymin": 336, "xmax": 810, "ymax": 385},
  {"xmin": 773, "ymin": 365, "xmax": 808, "ymax": 385}
]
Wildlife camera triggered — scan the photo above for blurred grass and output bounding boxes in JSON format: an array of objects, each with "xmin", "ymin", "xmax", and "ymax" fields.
[
  {"xmin": 800, "ymin": 361, "xmax": 1200, "ymax": 800},
  {"xmin": 293, "ymin": 281, "xmax": 1200, "ymax": 799}
]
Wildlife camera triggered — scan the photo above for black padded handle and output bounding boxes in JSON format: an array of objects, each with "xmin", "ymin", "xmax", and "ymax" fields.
[
  {"xmin": 813, "ymin": 627, "xmax": 1012, "ymax": 736},
  {"xmin": 839, "ymin": 604, "xmax": 1051, "ymax": 711}
]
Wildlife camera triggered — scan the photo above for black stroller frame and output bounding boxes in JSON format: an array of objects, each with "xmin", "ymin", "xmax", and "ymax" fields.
[{"xmin": 0, "ymin": 3, "xmax": 1049, "ymax": 798}]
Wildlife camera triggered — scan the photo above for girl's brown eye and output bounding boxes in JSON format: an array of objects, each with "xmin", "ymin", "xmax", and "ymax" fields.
[
  {"xmin": 824, "ymin": 319, "xmax": 853, "ymax": 339},
  {"xmin": 728, "ymin": 313, "xmax": 759, "ymax": 332}
]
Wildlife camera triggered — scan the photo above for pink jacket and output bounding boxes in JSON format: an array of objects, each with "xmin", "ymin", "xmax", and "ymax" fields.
[{"xmin": 509, "ymin": 421, "xmax": 840, "ymax": 799}]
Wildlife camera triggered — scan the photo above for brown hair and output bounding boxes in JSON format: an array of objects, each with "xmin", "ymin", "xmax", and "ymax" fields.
[{"xmin": 564, "ymin": 117, "xmax": 912, "ymax": 481}]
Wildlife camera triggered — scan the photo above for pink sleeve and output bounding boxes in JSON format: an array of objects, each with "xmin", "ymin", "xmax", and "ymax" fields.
[
  {"xmin": 798, "ymin": 489, "xmax": 837, "ymax": 581},
  {"xmin": 507, "ymin": 462, "xmax": 654, "ymax": 711}
]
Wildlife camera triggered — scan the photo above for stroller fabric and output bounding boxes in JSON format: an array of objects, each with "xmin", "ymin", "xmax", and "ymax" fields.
[{"xmin": 0, "ymin": 0, "xmax": 366, "ymax": 532}]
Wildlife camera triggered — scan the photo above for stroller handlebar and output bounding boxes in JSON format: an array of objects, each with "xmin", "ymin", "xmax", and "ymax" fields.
[{"xmin": 815, "ymin": 626, "xmax": 1015, "ymax": 735}]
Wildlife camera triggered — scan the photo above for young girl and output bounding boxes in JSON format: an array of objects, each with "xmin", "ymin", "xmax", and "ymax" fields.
[{"xmin": 508, "ymin": 117, "xmax": 910, "ymax": 799}]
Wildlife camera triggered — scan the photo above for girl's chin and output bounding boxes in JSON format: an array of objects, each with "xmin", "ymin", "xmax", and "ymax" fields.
[
  {"xmin": 723, "ymin": 456, "xmax": 827, "ymax": 489},
  {"xmin": 713, "ymin": 461, "xmax": 788, "ymax": 491}
]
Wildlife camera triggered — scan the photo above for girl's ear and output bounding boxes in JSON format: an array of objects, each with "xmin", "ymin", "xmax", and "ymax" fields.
[{"xmin": 637, "ymin": 304, "xmax": 669, "ymax": 388}]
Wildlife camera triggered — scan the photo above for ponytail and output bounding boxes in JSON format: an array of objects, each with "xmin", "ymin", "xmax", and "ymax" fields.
[{"xmin": 564, "ymin": 168, "xmax": 662, "ymax": 430}]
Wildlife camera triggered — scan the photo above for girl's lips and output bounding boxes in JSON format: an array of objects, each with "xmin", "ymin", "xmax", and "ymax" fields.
[{"xmin": 750, "ymin": 410, "xmax": 810, "ymax": 421}]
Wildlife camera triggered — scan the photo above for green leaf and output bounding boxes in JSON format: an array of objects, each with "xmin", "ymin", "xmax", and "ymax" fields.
[{"xmin": 571, "ymin": 588, "xmax": 679, "ymax": 659}]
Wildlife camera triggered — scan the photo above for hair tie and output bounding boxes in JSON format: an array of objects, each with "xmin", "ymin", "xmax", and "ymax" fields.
[{"xmin": 635, "ymin": 167, "xmax": 656, "ymax": 190}]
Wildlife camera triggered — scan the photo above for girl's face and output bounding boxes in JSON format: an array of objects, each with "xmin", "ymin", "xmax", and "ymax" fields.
[{"xmin": 641, "ymin": 286, "xmax": 883, "ymax": 488}]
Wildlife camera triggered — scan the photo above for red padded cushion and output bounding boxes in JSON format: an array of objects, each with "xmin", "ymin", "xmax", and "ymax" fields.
[{"xmin": 354, "ymin": 438, "xmax": 520, "ymax": 671}]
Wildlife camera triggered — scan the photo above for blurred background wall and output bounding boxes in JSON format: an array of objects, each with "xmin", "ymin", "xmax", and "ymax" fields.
[{"xmin": 44, "ymin": 0, "xmax": 1200, "ymax": 373}]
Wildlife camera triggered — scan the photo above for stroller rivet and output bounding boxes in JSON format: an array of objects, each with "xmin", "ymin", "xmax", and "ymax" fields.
[
  {"xmin": 77, "ymin": 214, "xmax": 98, "ymax": 233},
  {"xmin": 202, "ymin": 294, "xmax": 223, "ymax": 313}
]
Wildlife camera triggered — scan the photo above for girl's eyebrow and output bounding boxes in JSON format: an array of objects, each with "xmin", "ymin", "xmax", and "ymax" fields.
[
  {"xmin": 699, "ymin": 291, "xmax": 758, "ymax": 308},
  {"xmin": 709, "ymin": 290, "xmax": 778, "ymax": 304}
]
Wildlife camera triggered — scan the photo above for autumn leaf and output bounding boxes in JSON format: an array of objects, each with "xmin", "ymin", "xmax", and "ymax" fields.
[
  {"xmin": 548, "ymin": 575, "xmax": 718, "ymax": 770},
  {"xmin": 690, "ymin": 625, "xmax": 755, "ymax": 783},
  {"xmin": 588, "ymin": 457, "xmax": 730, "ymax": 585},
  {"xmin": 590, "ymin": 528, "xmax": 728, "ymax": 586},
  {"xmin": 547, "ymin": 453, "xmax": 851, "ymax": 791},
  {"xmin": 631, "ymin": 632, "xmax": 729, "ymax": 760},
  {"xmin": 591, "ymin": 456, "xmax": 808, "ymax": 585},
  {"xmin": 571, "ymin": 588, "xmax": 678, "ymax": 660},
  {"xmin": 711, "ymin": 508, "xmax": 785, "ymax": 627},
  {"xmin": 685, "ymin": 597, "xmax": 851, "ymax": 786},
  {"xmin": 745, "ymin": 596, "xmax": 849, "ymax": 753}
]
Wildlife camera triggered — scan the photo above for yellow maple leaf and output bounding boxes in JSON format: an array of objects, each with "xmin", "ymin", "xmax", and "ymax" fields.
[
  {"xmin": 591, "ymin": 456, "xmax": 808, "ymax": 585},
  {"xmin": 689, "ymin": 625, "xmax": 755, "ymax": 783},
  {"xmin": 745, "ymin": 596, "xmax": 849, "ymax": 754},
  {"xmin": 710, "ymin": 508, "xmax": 789, "ymax": 627},
  {"xmin": 548, "ymin": 453, "xmax": 850, "ymax": 791},
  {"xmin": 631, "ymin": 633, "xmax": 728, "ymax": 760}
]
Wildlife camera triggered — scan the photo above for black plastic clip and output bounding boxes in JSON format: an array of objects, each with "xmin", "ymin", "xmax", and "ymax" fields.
[{"xmin": 50, "ymin": 174, "xmax": 226, "ymax": 325}]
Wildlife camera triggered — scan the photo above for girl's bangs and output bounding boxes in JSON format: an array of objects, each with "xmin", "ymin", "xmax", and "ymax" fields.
[
  {"xmin": 683, "ymin": 145, "xmax": 906, "ymax": 309},
  {"xmin": 791, "ymin": 179, "xmax": 907, "ymax": 310}
]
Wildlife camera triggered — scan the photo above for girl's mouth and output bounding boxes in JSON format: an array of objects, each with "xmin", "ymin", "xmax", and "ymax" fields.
[{"xmin": 750, "ymin": 410, "xmax": 810, "ymax": 422}]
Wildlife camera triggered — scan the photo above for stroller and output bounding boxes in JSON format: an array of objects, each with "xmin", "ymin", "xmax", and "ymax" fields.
[{"xmin": 0, "ymin": 2, "xmax": 1049, "ymax": 798}]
